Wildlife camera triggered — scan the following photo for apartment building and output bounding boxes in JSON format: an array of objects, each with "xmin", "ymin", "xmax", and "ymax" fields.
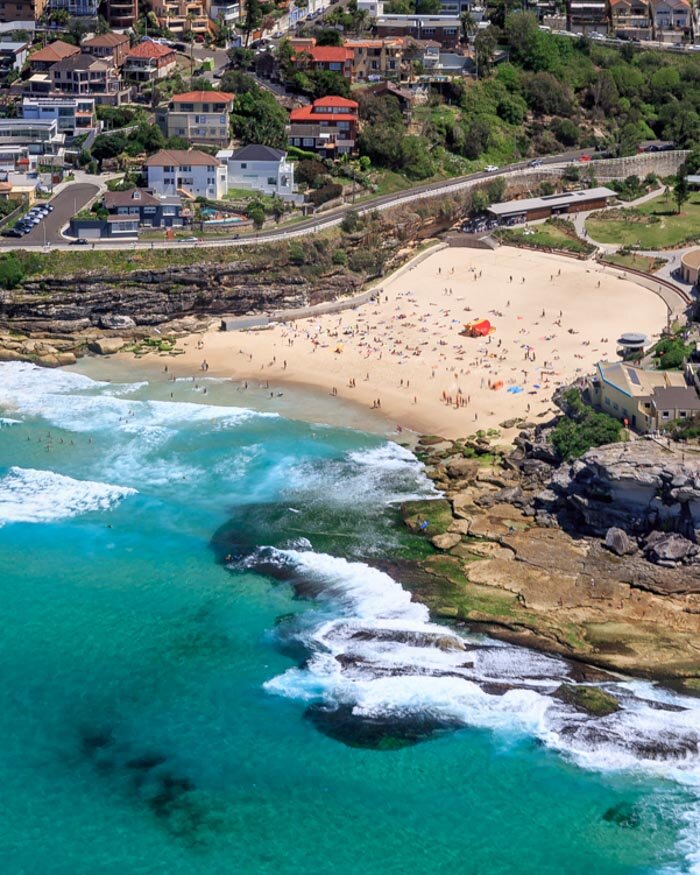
[
  {"xmin": 375, "ymin": 15, "xmax": 461, "ymax": 49},
  {"xmin": 148, "ymin": 0, "xmax": 211, "ymax": 35},
  {"xmin": 610, "ymin": 0, "xmax": 651, "ymax": 37},
  {"xmin": 346, "ymin": 38, "xmax": 403, "ymax": 81},
  {"xmin": 0, "ymin": 0, "xmax": 47, "ymax": 22},
  {"xmin": 82, "ymin": 32, "xmax": 131, "ymax": 68},
  {"xmin": 567, "ymin": 0, "xmax": 609, "ymax": 33},
  {"xmin": 22, "ymin": 95, "xmax": 97, "ymax": 136},
  {"xmin": 288, "ymin": 95, "xmax": 359, "ymax": 156},
  {"xmin": 104, "ymin": 0, "xmax": 138, "ymax": 27},
  {"xmin": 156, "ymin": 90, "xmax": 234, "ymax": 147},
  {"xmin": 0, "ymin": 118, "xmax": 64, "ymax": 154},
  {"xmin": 144, "ymin": 148, "xmax": 227, "ymax": 199},
  {"xmin": 652, "ymin": 0, "xmax": 692, "ymax": 40},
  {"xmin": 29, "ymin": 39, "xmax": 80, "ymax": 73},
  {"xmin": 51, "ymin": 53, "xmax": 127, "ymax": 104},
  {"xmin": 50, "ymin": 0, "xmax": 101, "ymax": 15},
  {"xmin": 123, "ymin": 40, "xmax": 177, "ymax": 82}
]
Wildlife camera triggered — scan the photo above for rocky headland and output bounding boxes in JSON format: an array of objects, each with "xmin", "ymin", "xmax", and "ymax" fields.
[{"xmin": 401, "ymin": 428, "xmax": 700, "ymax": 689}]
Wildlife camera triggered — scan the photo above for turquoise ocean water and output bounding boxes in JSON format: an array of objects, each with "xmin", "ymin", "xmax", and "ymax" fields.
[{"xmin": 1, "ymin": 360, "xmax": 699, "ymax": 875}]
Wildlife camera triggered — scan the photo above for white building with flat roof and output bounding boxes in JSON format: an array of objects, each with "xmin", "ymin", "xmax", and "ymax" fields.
[{"xmin": 217, "ymin": 144, "xmax": 298, "ymax": 200}]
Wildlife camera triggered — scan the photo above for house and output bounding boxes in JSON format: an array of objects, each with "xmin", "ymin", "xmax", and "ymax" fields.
[
  {"xmin": 155, "ymin": 90, "xmax": 235, "ymax": 147},
  {"xmin": 124, "ymin": 40, "xmax": 178, "ymax": 82},
  {"xmin": 346, "ymin": 38, "xmax": 403, "ymax": 81},
  {"xmin": 590, "ymin": 361, "xmax": 700, "ymax": 432},
  {"xmin": 148, "ymin": 0, "xmax": 211, "ymax": 35},
  {"xmin": 0, "ymin": 0, "xmax": 47, "ymax": 22},
  {"xmin": 104, "ymin": 0, "xmax": 139, "ymax": 27},
  {"xmin": 0, "ymin": 41, "xmax": 29, "ymax": 79},
  {"xmin": 70, "ymin": 188, "xmax": 188, "ymax": 239},
  {"xmin": 51, "ymin": 54, "xmax": 127, "ymax": 105},
  {"xmin": 292, "ymin": 41, "xmax": 355, "ymax": 81},
  {"xmin": 488, "ymin": 188, "xmax": 617, "ymax": 223},
  {"xmin": 82, "ymin": 32, "xmax": 131, "ymax": 69},
  {"xmin": 22, "ymin": 96, "xmax": 97, "ymax": 136},
  {"xmin": 28, "ymin": 40, "xmax": 80, "ymax": 73},
  {"xmin": 610, "ymin": 0, "xmax": 652, "ymax": 39},
  {"xmin": 144, "ymin": 148, "xmax": 227, "ymax": 199},
  {"xmin": 0, "ymin": 118, "xmax": 64, "ymax": 154},
  {"xmin": 567, "ymin": 0, "xmax": 609, "ymax": 33},
  {"xmin": 374, "ymin": 15, "xmax": 461, "ymax": 49},
  {"xmin": 651, "ymin": 0, "xmax": 692, "ymax": 40},
  {"xmin": 207, "ymin": 0, "xmax": 243, "ymax": 31},
  {"xmin": 288, "ymin": 95, "xmax": 359, "ymax": 156},
  {"xmin": 218, "ymin": 144, "xmax": 297, "ymax": 199}
]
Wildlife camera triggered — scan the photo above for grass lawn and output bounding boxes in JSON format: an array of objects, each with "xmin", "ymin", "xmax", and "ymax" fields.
[
  {"xmin": 496, "ymin": 220, "xmax": 594, "ymax": 256},
  {"xmin": 602, "ymin": 252, "xmax": 666, "ymax": 274},
  {"xmin": 586, "ymin": 190, "xmax": 700, "ymax": 249}
]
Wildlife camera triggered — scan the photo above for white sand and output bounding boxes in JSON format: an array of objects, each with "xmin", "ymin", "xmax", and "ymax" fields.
[{"xmin": 150, "ymin": 246, "xmax": 669, "ymax": 439}]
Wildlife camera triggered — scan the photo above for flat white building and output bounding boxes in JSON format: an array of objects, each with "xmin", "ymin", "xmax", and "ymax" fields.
[
  {"xmin": 144, "ymin": 148, "xmax": 227, "ymax": 199},
  {"xmin": 22, "ymin": 96, "xmax": 97, "ymax": 136},
  {"xmin": 217, "ymin": 144, "xmax": 297, "ymax": 200}
]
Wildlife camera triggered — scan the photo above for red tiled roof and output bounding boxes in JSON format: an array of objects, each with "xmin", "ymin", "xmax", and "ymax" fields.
[
  {"xmin": 306, "ymin": 46, "xmax": 353, "ymax": 63},
  {"xmin": 30, "ymin": 40, "xmax": 80, "ymax": 64},
  {"xmin": 289, "ymin": 106, "xmax": 358, "ymax": 122},
  {"xmin": 313, "ymin": 95, "xmax": 358, "ymax": 108},
  {"xmin": 127, "ymin": 40, "xmax": 176, "ymax": 59},
  {"xmin": 170, "ymin": 90, "xmax": 235, "ymax": 104}
]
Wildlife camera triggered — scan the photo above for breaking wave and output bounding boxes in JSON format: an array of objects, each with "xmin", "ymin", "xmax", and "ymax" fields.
[{"xmin": 0, "ymin": 466, "xmax": 137, "ymax": 526}]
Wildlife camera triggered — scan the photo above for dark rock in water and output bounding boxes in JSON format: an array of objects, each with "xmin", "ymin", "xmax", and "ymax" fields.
[
  {"xmin": 125, "ymin": 754, "xmax": 168, "ymax": 771},
  {"xmin": 603, "ymin": 802, "xmax": 641, "ymax": 828},
  {"xmin": 604, "ymin": 527, "xmax": 636, "ymax": 557},
  {"xmin": 306, "ymin": 704, "xmax": 458, "ymax": 750},
  {"xmin": 554, "ymin": 684, "xmax": 621, "ymax": 717}
]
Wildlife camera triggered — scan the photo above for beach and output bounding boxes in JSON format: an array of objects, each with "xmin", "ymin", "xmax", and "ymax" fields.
[{"xmin": 148, "ymin": 246, "xmax": 669, "ymax": 439}]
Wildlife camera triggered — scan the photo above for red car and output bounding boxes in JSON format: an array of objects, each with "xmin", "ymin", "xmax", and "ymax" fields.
[{"xmin": 579, "ymin": 154, "xmax": 592, "ymax": 162}]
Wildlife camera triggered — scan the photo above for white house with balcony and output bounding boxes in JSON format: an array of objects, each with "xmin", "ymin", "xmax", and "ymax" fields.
[
  {"xmin": 216, "ymin": 144, "xmax": 298, "ymax": 200},
  {"xmin": 144, "ymin": 148, "xmax": 227, "ymax": 199}
]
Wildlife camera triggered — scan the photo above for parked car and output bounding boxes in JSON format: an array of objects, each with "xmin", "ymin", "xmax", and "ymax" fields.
[
  {"xmin": 178, "ymin": 236, "xmax": 199, "ymax": 243},
  {"xmin": 70, "ymin": 238, "xmax": 89, "ymax": 245},
  {"xmin": 579, "ymin": 154, "xmax": 592, "ymax": 162},
  {"xmin": 591, "ymin": 32, "xmax": 605, "ymax": 40},
  {"xmin": 528, "ymin": 159, "xmax": 542, "ymax": 167},
  {"xmin": 2, "ymin": 228, "xmax": 22, "ymax": 237},
  {"xmin": 484, "ymin": 164, "xmax": 499, "ymax": 172}
]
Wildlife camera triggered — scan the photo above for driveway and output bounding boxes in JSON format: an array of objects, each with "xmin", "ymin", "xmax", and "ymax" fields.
[{"xmin": 21, "ymin": 183, "xmax": 100, "ymax": 246}]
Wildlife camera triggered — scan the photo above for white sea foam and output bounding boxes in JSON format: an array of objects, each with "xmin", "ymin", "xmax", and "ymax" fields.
[
  {"xmin": 0, "ymin": 466, "xmax": 137, "ymax": 526},
  {"xmin": 263, "ymin": 547, "xmax": 700, "ymax": 803},
  {"xmin": 0, "ymin": 361, "xmax": 273, "ymax": 434}
]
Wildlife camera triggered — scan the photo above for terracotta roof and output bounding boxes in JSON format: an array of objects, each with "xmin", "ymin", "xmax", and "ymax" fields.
[
  {"xmin": 289, "ymin": 106, "xmax": 358, "ymax": 122},
  {"xmin": 170, "ymin": 90, "xmax": 235, "ymax": 104},
  {"xmin": 144, "ymin": 148, "xmax": 220, "ymax": 167},
  {"xmin": 30, "ymin": 40, "xmax": 80, "ymax": 64},
  {"xmin": 127, "ymin": 40, "xmax": 176, "ymax": 60},
  {"xmin": 306, "ymin": 46, "xmax": 353, "ymax": 63},
  {"xmin": 82, "ymin": 32, "xmax": 130, "ymax": 48},
  {"xmin": 313, "ymin": 95, "xmax": 358, "ymax": 108}
]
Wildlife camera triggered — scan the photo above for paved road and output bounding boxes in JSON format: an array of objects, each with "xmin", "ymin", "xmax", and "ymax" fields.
[
  {"xmin": 21, "ymin": 183, "xmax": 99, "ymax": 246},
  {"xmin": 0, "ymin": 149, "xmax": 591, "ymax": 253}
]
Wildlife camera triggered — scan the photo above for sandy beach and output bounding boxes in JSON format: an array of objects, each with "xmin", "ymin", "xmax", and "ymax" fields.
[{"xmin": 139, "ymin": 246, "xmax": 669, "ymax": 439}]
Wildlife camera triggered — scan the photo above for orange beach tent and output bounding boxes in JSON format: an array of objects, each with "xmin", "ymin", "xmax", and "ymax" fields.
[{"xmin": 462, "ymin": 319, "xmax": 492, "ymax": 337}]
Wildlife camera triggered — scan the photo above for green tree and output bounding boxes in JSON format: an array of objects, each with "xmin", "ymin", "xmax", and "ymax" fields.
[
  {"xmin": 238, "ymin": 0, "xmax": 274, "ymax": 47},
  {"xmin": 0, "ymin": 253, "xmax": 24, "ymax": 289},
  {"xmin": 673, "ymin": 171, "xmax": 689, "ymax": 215},
  {"xmin": 315, "ymin": 28, "xmax": 343, "ymax": 46},
  {"xmin": 474, "ymin": 29, "xmax": 497, "ymax": 79},
  {"xmin": 220, "ymin": 69, "xmax": 258, "ymax": 93},
  {"xmin": 247, "ymin": 203, "xmax": 265, "ymax": 228},
  {"xmin": 227, "ymin": 46, "xmax": 255, "ymax": 68},
  {"xmin": 231, "ymin": 87, "xmax": 288, "ymax": 147}
]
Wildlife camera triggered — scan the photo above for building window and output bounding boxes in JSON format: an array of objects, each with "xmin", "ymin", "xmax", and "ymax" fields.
[{"xmin": 267, "ymin": 177, "xmax": 276, "ymax": 185}]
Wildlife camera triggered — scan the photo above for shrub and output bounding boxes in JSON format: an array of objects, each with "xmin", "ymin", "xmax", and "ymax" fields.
[
  {"xmin": 550, "ymin": 389, "xmax": 622, "ymax": 460},
  {"xmin": 0, "ymin": 253, "xmax": 25, "ymax": 289},
  {"xmin": 309, "ymin": 182, "xmax": 343, "ymax": 207},
  {"xmin": 332, "ymin": 249, "xmax": 347, "ymax": 265}
]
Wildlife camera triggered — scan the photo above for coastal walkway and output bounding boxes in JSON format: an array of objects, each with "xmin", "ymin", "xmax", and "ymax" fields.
[{"xmin": 220, "ymin": 242, "xmax": 447, "ymax": 331}]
